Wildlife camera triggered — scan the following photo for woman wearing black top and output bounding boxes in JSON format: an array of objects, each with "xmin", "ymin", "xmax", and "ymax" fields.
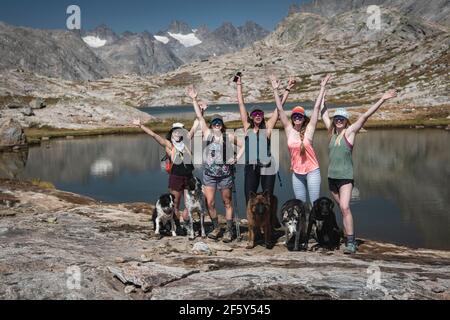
[{"xmin": 236, "ymin": 74, "xmax": 296, "ymax": 204}]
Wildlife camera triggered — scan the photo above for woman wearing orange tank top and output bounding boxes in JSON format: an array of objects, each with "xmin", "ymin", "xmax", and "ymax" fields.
[{"xmin": 271, "ymin": 74, "xmax": 332, "ymax": 206}]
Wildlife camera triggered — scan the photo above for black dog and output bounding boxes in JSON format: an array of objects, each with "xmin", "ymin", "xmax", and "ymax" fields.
[
  {"xmin": 278, "ymin": 199, "xmax": 313, "ymax": 251},
  {"xmin": 311, "ymin": 197, "xmax": 341, "ymax": 250}
]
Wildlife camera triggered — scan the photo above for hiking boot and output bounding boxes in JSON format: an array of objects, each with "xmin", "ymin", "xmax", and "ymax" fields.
[
  {"xmin": 208, "ymin": 226, "xmax": 222, "ymax": 240},
  {"xmin": 222, "ymin": 229, "xmax": 233, "ymax": 243},
  {"xmin": 343, "ymin": 242, "xmax": 357, "ymax": 254}
]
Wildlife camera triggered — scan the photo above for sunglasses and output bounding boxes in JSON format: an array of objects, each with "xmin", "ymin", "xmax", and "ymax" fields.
[
  {"xmin": 334, "ymin": 116, "xmax": 346, "ymax": 122},
  {"xmin": 211, "ymin": 120, "xmax": 223, "ymax": 127},
  {"xmin": 292, "ymin": 114, "xmax": 304, "ymax": 120},
  {"xmin": 251, "ymin": 111, "xmax": 264, "ymax": 118}
]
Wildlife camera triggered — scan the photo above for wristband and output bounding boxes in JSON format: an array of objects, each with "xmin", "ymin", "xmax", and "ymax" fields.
[{"xmin": 285, "ymin": 88, "xmax": 291, "ymax": 92}]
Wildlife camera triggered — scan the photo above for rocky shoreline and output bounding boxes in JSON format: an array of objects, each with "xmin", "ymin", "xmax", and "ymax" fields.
[{"xmin": 0, "ymin": 179, "xmax": 448, "ymax": 300}]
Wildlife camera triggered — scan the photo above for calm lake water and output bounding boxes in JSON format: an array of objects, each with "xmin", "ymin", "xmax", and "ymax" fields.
[{"xmin": 1, "ymin": 129, "xmax": 449, "ymax": 250}]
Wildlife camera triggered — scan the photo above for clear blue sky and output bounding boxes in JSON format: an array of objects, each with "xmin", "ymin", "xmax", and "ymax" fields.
[{"xmin": 0, "ymin": 0, "xmax": 309, "ymax": 33}]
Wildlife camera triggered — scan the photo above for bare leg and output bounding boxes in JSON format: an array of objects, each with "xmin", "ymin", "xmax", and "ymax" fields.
[
  {"xmin": 331, "ymin": 191, "xmax": 340, "ymax": 205},
  {"xmin": 204, "ymin": 186, "xmax": 217, "ymax": 220},
  {"xmin": 337, "ymin": 184, "xmax": 354, "ymax": 238},
  {"xmin": 220, "ymin": 188, "xmax": 233, "ymax": 221},
  {"xmin": 170, "ymin": 189, "xmax": 186, "ymax": 221}
]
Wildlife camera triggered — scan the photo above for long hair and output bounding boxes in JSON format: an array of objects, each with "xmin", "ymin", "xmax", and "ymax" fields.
[
  {"xmin": 328, "ymin": 119, "xmax": 351, "ymax": 145},
  {"xmin": 292, "ymin": 117, "xmax": 310, "ymax": 156},
  {"xmin": 248, "ymin": 116, "xmax": 266, "ymax": 130}
]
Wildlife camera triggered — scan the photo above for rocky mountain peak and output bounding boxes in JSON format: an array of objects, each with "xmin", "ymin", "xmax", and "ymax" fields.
[
  {"xmin": 166, "ymin": 20, "xmax": 193, "ymax": 34},
  {"xmin": 84, "ymin": 24, "xmax": 119, "ymax": 45}
]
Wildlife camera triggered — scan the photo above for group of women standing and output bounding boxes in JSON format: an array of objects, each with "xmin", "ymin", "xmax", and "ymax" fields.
[{"xmin": 134, "ymin": 74, "xmax": 397, "ymax": 254}]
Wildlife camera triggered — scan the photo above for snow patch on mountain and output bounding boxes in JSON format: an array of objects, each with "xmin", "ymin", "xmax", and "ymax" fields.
[
  {"xmin": 167, "ymin": 32, "xmax": 202, "ymax": 47},
  {"xmin": 82, "ymin": 36, "xmax": 107, "ymax": 48},
  {"xmin": 154, "ymin": 35, "xmax": 170, "ymax": 44}
]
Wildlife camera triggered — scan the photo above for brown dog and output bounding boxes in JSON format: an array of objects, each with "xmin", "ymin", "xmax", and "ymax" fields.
[{"xmin": 246, "ymin": 191, "xmax": 278, "ymax": 249}]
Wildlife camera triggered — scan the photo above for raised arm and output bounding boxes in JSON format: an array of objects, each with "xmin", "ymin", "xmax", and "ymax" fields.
[
  {"xmin": 267, "ymin": 77, "xmax": 297, "ymax": 132},
  {"xmin": 189, "ymin": 118, "xmax": 200, "ymax": 139},
  {"xmin": 133, "ymin": 119, "xmax": 171, "ymax": 149},
  {"xmin": 320, "ymin": 91, "xmax": 332, "ymax": 130},
  {"xmin": 347, "ymin": 89, "xmax": 397, "ymax": 136},
  {"xmin": 281, "ymin": 76, "xmax": 296, "ymax": 106},
  {"xmin": 236, "ymin": 75, "xmax": 250, "ymax": 131},
  {"xmin": 270, "ymin": 75, "xmax": 293, "ymax": 134},
  {"xmin": 305, "ymin": 74, "xmax": 332, "ymax": 140},
  {"xmin": 186, "ymin": 85, "xmax": 209, "ymax": 136},
  {"xmin": 189, "ymin": 101, "xmax": 208, "ymax": 138}
]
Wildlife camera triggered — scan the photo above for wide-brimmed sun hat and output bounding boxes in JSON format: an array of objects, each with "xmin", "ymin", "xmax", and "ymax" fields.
[
  {"xmin": 166, "ymin": 122, "xmax": 185, "ymax": 140},
  {"xmin": 172, "ymin": 123, "xmax": 185, "ymax": 129},
  {"xmin": 332, "ymin": 108, "xmax": 350, "ymax": 120}
]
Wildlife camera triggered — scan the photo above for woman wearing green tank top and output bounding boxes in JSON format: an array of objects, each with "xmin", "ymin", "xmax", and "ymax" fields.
[{"xmin": 321, "ymin": 89, "xmax": 398, "ymax": 254}]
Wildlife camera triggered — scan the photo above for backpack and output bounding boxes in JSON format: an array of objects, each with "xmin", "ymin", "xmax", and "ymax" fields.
[{"xmin": 161, "ymin": 148, "xmax": 176, "ymax": 174}]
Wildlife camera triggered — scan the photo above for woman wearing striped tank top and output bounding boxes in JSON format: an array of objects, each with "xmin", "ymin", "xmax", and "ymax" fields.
[
  {"xmin": 271, "ymin": 74, "xmax": 332, "ymax": 206},
  {"xmin": 321, "ymin": 89, "xmax": 398, "ymax": 254}
]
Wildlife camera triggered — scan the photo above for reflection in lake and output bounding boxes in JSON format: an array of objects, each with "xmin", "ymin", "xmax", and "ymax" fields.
[{"xmin": 2, "ymin": 129, "xmax": 449, "ymax": 250}]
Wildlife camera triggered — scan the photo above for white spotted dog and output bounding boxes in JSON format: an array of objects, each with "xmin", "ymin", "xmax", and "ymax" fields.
[
  {"xmin": 152, "ymin": 194, "xmax": 177, "ymax": 238},
  {"xmin": 185, "ymin": 176, "xmax": 207, "ymax": 240}
]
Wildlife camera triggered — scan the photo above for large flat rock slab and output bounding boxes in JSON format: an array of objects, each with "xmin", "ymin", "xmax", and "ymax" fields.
[{"xmin": 0, "ymin": 179, "xmax": 449, "ymax": 300}]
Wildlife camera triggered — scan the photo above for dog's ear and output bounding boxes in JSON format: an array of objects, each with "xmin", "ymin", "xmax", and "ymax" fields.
[
  {"xmin": 249, "ymin": 192, "xmax": 257, "ymax": 199},
  {"xmin": 313, "ymin": 199, "xmax": 320, "ymax": 213},
  {"xmin": 262, "ymin": 190, "xmax": 271, "ymax": 202},
  {"xmin": 329, "ymin": 200, "xmax": 335, "ymax": 210}
]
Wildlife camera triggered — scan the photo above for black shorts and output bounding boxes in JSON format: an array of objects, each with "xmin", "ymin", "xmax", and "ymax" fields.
[{"xmin": 328, "ymin": 178, "xmax": 354, "ymax": 193}]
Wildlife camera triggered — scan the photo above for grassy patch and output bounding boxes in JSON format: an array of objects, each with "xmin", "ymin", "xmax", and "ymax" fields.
[
  {"xmin": 164, "ymin": 72, "xmax": 202, "ymax": 87},
  {"xmin": 0, "ymin": 95, "xmax": 35, "ymax": 107},
  {"xmin": 24, "ymin": 115, "xmax": 449, "ymax": 142},
  {"xmin": 30, "ymin": 179, "xmax": 55, "ymax": 190}
]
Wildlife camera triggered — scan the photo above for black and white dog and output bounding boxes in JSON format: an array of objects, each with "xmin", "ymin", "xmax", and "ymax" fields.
[
  {"xmin": 278, "ymin": 199, "xmax": 313, "ymax": 251},
  {"xmin": 311, "ymin": 197, "xmax": 341, "ymax": 250},
  {"xmin": 152, "ymin": 193, "xmax": 177, "ymax": 237},
  {"xmin": 185, "ymin": 176, "xmax": 207, "ymax": 239}
]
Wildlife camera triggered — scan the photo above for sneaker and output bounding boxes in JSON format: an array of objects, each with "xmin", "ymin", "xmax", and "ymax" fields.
[
  {"xmin": 343, "ymin": 242, "xmax": 357, "ymax": 254},
  {"xmin": 208, "ymin": 227, "xmax": 222, "ymax": 240},
  {"xmin": 222, "ymin": 229, "xmax": 233, "ymax": 243}
]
